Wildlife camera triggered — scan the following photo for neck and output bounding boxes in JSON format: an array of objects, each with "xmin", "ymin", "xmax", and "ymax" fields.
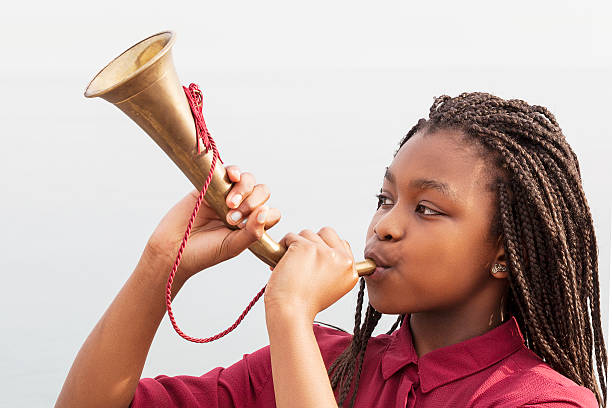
[{"xmin": 409, "ymin": 289, "xmax": 508, "ymax": 358}]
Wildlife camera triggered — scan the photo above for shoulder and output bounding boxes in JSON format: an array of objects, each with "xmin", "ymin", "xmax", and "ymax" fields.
[
  {"xmin": 131, "ymin": 344, "xmax": 276, "ymax": 408},
  {"xmin": 312, "ymin": 323, "xmax": 394, "ymax": 367},
  {"xmin": 223, "ymin": 323, "xmax": 353, "ymax": 381},
  {"xmin": 312, "ymin": 322, "xmax": 352, "ymax": 345},
  {"xmin": 130, "ymin": 342, "xmax": 276, "ymax": 408},
  {"xmin": 311, "ymin": 323, "xmax": 352, "ymax": 365},
  {"xmin": 478, "ymin": 347, "xmax": 599, "ymax": 407}
]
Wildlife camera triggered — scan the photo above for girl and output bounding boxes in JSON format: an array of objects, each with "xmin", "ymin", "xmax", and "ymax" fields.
[{"xmin": 56, "ymin": 92, "xmax": 606, "ymax": 407}]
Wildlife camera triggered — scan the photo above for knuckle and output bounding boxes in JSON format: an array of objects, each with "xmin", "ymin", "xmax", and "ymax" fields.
[
  {"xmin": 241, "ymin": 172, "xmax": 255, "ymax": 183},
  {"xmin": 245, "ymin": 225, "xmax": 261, "ymax": 240},
  {"xmin": 303, "ymin": 241, "xmax": 316, "ymax": 252},
  {"xmin": 255, "ymin": 183, "xmax": 270, "ymax": 196},
  {"xmin": 319, "ymin": 226, "xmax": 334, "ymax": 234},
  {"xmin": 241, "ymin": 185, "xmax": 270, "ymax": 210},
  {"xmin": 286, "ymin": 243, "xmax": 299, "ymax": 253},
  {"xmin": 267, "ymin": 208, "xmax": 280, "ymax": 221},
  {"xmin": 342, "ymin": 256, "xmax": 354, "ymax": 268},
  {"xmin": 237, "ymin": 198, "xmax": 252, "ymax": 212},
  {"xmin": 252, "ymin": 226, "xmax": 264, "ymax": 240},
  {"xmin": 318, "ymin": 246, "xmax": 332, "ymax": 258},
  {"xmin": 282, "ymin": 233, "xmax": 298, "ymax": 248}
]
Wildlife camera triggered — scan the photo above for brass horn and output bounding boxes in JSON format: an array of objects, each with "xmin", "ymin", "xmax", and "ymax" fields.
[{"xmin": 84, "ymin": 31, "xmax": 376, "ymax": 276}]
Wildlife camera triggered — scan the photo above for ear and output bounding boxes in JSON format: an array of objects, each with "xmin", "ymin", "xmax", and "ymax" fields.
[{"xmin": 491, "ymin": 235, "xmax": 509, "ymax": 279}]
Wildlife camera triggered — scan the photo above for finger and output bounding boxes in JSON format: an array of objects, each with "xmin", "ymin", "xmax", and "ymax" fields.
[
  {"xmin": 232, "ymin": 206, "xmax": 281, "ymax": 230},
  {"xmin": 226, "ymin": 171, "xmax": 256, "ymax": 210},
  {"xmin": 225, "ymin": 165, "xmax": 241, "ymax": 183},
  {"xmin": 298, "ymin": 229, "xmax": 327, "ymax": 246},
  {"xmin": 226, "ymin": 184, "xmax": 271, "ymax": 226},
  {"xmin": 228, "ymin": 205, "xmax": 269, "ymax": 251},
  {"xmin": 344, "ymin": 241, "xmax": 358, "ymax": 278},
  {"xmin": 234, "ymin": 184, "xmax": 271, "ymax": 219},
  {"xmin": 317, "ymin": 226, "xmax": 344, "ymax": 249},
  {"xmin": 278, "ymin": 232, "xmax": 304, "ymax": 250},
  {"xmin": 263, "ymin": 207, "xmax": 281, "ymax": 230},
  {"xmin": 343, "ymin": 240, "xmax": 352, "ymax": 255}
]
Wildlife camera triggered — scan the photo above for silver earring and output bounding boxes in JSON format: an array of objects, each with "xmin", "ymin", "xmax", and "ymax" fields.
[{"xmin": 491, "ymin": 263, "xmax": 506, "ymax": 274}]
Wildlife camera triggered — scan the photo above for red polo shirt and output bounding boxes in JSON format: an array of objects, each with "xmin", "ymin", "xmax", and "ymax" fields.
[{"xmin": 130, "ymin": 315, "xmax": 597, "ymax": 407}]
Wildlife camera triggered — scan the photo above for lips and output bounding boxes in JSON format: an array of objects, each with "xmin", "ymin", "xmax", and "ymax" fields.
[{"xmin": 363, "ymin": 249, "xmax": 393, "ymax": 269}]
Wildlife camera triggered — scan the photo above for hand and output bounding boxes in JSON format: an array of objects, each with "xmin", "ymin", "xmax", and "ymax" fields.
[
  {"xmin": 144, "ymin": 165, "xmax": 281, "ymax": 280},
  {"xmin": 264, "ymin": 227, "xmax": 359, "ymax": 323}
]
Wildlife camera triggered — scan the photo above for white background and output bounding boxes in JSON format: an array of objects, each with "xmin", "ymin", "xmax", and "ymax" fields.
[{"xmin": 0, "ymin": 1, "xmax": 610, "ymax": 406}]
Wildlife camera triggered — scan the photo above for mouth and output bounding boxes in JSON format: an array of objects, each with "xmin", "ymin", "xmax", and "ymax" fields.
[
  {"xmin": 365, "ymin": 265, "xmax": 392, "ymax": 281},
  {"xmin": 363, "ymin": 250, "xmax": 392, "ymax": 270}
]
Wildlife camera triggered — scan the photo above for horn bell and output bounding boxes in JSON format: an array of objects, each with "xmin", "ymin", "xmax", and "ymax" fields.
[{"xmin": 84, "ymin": 31, "xmax": 375, "ymax": 276}]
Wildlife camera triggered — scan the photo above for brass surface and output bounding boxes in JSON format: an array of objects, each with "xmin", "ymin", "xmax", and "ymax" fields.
[{"xmin": 85, "ymin": 31, "xmax": 375, "ymax": 277}]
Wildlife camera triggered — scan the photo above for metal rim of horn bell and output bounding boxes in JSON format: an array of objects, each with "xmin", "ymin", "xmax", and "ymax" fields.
[{"xmin": 84, "ymin": 30, "xmax": 376, "ymax": 277}]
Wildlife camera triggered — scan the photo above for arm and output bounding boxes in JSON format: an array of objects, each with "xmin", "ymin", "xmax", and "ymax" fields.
[
  {"xmin": 264, "ymin": 229, "xmax": 359, "ymax": 408},
  {"xmin": 518, "ymin": 384, "xmax": 600, "ymax": 408},
  {"xmin": 55, "ymin": 249, "xmax": 186, "ymax": 408},
  {"xmin": 56, "ymin": 166, "xmax": 280, "ymax": 408},
  {"xmin": 266, "ymin": 309, "xmax": 338, "ymax": 408}
]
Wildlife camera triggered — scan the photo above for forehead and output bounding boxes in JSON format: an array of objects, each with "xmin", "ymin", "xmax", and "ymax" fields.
[{"xmin": 386, "ymin": 129, "xmax": 492, "ymax": 203}]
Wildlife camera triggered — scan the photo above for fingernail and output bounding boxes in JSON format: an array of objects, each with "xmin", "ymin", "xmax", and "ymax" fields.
[
  {"xmin": 231, "ymin": 194, "xmax": 242, "ymax": 208},
  {"xmin": 230, "ymin": 211, "xmax": 242, "ymax": 222},
  {"xmin": 257, "ymin": 207, "xmax": 268, "ymax": 223}
]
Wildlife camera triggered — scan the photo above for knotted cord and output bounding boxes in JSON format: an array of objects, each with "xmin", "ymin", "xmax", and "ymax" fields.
[{"xmin": 164, "ymin": 83, "xmax": 266, "ymax": 343}]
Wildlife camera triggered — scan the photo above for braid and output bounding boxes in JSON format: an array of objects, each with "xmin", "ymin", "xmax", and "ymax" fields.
[
  {"xmin": 327, "ymin": 92, "xmax": 606, "ymax": 407},
  {"xmin": 420, "ymin": 92, "xmax": 605, "ymax": 405},
  {"xmin": 327, "ymin": 279, "xmax": 385, "ymax": 407},
  {"xmin": 347, "ymin": 306, "xmax": 382, "ymax": 408},
  {"xmin": 386, "ymin": 314, "xmax": 405, "ymax": 335}
]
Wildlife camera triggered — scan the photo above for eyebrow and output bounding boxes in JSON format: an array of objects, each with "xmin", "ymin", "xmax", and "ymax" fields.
[{"xmin": 384, "ymin": 167, "xmax": 457, "ymax": 201}]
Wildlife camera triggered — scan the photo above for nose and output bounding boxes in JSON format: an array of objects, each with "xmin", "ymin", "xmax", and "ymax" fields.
[
  {"xmin": 372, "ymin": 210, "xmax": 402, "ymax": 241},
  {"xmin": 375, "ymin": 229, "xmax": 393, "ymax": 240},
  {"xmin": 374, "ymin": 226, "xmax": 395, "ymax": 241}
]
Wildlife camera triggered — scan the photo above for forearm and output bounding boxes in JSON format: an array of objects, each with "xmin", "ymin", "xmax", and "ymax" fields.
[
  {"xmin": 55, "ymin": 248, "xmax": 187, "ymax": 408},
  {"xmin": 266, "ymin": 308, "xmax": 337, "ymax": 408}
]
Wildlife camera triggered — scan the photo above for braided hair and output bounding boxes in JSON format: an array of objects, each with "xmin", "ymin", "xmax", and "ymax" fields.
[{"xmin": 327, "ymin": 92, "xmax": 607, "ymax": 407}]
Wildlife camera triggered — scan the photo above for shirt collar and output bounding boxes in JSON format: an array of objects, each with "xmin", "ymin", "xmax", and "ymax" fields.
[{"xmin": 381, "ymin": 315, "xmax": 525, "ymax": 393}]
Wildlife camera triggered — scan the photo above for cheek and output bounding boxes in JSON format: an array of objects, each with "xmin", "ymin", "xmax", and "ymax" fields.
[
  {"xmin": 397, "ymin": 227, "xmax": 489, "ymax": 307},
  {"xmin": 411, "ymin": 229, "xmax": 491, "ymax": 303},
  {"xmin": 365, "ymin": 215, "xmax": 494, "ymax": 313}
]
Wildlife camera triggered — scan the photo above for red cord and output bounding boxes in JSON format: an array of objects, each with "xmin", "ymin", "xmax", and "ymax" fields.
[{"xmin": 164, "ymin": 83, "xmax": 266, "ymax": 343}]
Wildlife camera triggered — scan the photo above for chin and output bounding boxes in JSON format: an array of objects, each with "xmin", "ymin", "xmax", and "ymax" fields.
[
  {"xmin": 366, "ymin": 284, "xmax": 406, "ymax": 315},
  {"xmin": 367, "ymin": 296, "xmax": 403, "ymax": 315}
]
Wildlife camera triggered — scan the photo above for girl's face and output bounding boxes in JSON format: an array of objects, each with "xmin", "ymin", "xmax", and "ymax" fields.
[{"xmin": 364, "ymin": 128, "xmax": 505, "ymax": 315}]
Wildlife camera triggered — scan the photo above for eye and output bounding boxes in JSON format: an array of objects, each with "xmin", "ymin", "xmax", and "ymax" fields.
[
  {"xmin": 416, "ymin": 203, "xmax": 442, "ymax": 216},
  {"xmin": 376, "ymin": 192, "xmax": 444, "ymax": 216},
  {"xmin": 375, "ymin": 193, "xmax": 392, "ymax": 209}
]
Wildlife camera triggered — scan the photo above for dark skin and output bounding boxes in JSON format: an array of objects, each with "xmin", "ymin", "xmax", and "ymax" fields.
[
  {"xmin": 57, "ymin": 128, "xmax": 517, "ymax": 408},
  {"xmin": 364, "ymin": 128, "xmax": 511, "ymax": 358}
]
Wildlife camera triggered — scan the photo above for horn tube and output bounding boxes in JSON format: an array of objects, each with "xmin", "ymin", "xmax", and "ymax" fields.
[{"xmin": 84, "ymin": 31, "xmax": 375, "ymax": 276}]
